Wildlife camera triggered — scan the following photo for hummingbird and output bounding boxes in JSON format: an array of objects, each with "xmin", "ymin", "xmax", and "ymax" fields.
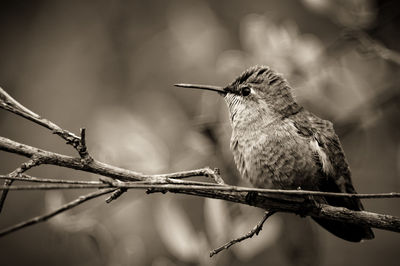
[{"xmin": 175, "ymin": 65, "xmax": 374, "ymax": 242}]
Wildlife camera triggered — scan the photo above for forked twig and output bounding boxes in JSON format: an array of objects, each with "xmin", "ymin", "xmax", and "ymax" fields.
[
  {"xmin": 0, "ymin": 87, "xmax": 96, "ymax": 210},
  {"xmin": 210, "ymin": 211, "xmax": 276, "ymax": 257},
  {"xmin": 1, "ymin": 86, "xmax": 400, "ymax": 256},
  {"xmin": 0, "ymin": 157, "xmax": 43, "ymax": 212},
  {"xmin": 0, "ymin": 87, "xmax": 81, "ymax": 148}
]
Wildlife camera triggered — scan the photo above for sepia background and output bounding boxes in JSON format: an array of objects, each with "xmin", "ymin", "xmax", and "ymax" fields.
[{"xmin": 0, "ymin": 0, "xmax": 399, "ymax": 265}]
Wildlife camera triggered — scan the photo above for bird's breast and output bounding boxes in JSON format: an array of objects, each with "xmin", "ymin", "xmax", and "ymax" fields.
[{"xmin": 230, "ymin": 120, "xmax": 320, "ymax": 190}]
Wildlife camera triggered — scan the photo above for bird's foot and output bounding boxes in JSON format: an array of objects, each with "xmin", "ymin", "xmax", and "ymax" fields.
[{"xmin": 245, "ymin": 191, "xmax": 258, "ymax": 205}]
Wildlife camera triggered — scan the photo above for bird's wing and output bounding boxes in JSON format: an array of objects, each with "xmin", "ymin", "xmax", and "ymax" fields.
[
  {"xmin": 293, "ymin": 111, "xmax": 374, "ymax": 241},
  {"xmin": 292, "ymin": 111, "xmax": 364, "ymax": 209}
]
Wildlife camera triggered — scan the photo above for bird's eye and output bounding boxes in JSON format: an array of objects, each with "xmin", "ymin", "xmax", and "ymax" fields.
[{"xmin": 241, "ymin": 86, "xmax": 251, "ymax": 96}]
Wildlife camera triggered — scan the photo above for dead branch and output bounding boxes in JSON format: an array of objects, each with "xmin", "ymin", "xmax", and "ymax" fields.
[
  {"xmin": 0, "ymin": 86, "xmax": 400, "ymax": 253},
  {"xmin": 209, "ymin": 211, "xmax": 275, "ymax": 257},
  {"xmin": 0, "ymin": 176, "xmax": 399, "ymax": 199},
  {"xmin": 0, "ymin": 156, "xmax": 42, "ymax": 211},
  {"xmin": 0, "ymin": 158, "xmax": 399, "ymax": 235}
]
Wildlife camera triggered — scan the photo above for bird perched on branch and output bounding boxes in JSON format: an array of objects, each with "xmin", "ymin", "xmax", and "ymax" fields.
[{"xmin": 175, "ymin": 65, "xmax": 374, "ymax": 242}]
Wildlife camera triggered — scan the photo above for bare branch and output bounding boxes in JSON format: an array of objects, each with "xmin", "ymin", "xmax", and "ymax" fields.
[
  {"xmin": 0, "ymin": 86, "xmax": 97, "ymax": 209},
  {"xmin": 0, "ymin": 188, "xmax": 116, "ymax": 237},
  {"xmin": 0, "ymin": 174, "xmax": 103, "ymax": 184},
  {"xmin": 0, "ymin": 156, "xmax": 43, "ymax": 212},
  {"xmin": 105, "ymin": 187, "xmax": 127, "ymax": 203},
  {"xmin": 0, "ymin": 86, "xmax": 399, "ymax": 250},
  {"xmin": 101, "ymin": 166, "xmax": 225, "ymax": 203},
  {"xmin": 0, "ymin": 136, "xmax": 222, "ymax": 183},
  {"xmin": 210, "ymin": 211, "xmax": 275, "ymax": 257},
  {"xmin": 0, "ymin": 87, "xmax": 81, "ymax": 149},
  {"xmin": 0, "ymin": 181, "xmax": 399, "ymax": 235},
  {"xmin": 77, "ymin": 128, "xmax": 92, "ymax": 162},
  {"xmin": 1, "ymin": 180, "xmax": 399, "ymax": 199}
]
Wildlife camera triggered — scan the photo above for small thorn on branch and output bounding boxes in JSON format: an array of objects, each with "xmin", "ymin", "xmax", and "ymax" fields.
[
  {"xmin": 105, "ymin": 188, "xmax": 127, "ymax": 203},
  {"xmin": 80, "ymin": 128, "xmax": 87, "ymax": 146},
  {"xmin": 103, "ymin": 179, "xmax": 127, "ymax": 203},
  {"xmin": 209, "ymin": 211, "xmax": 275, "ymax": 257},
  {"xmin": 78, "ymin": 128, "xmax": 92, "ymax": 163},
  {"xmin": 204, "ymin": 167, "xmax": 225, "ymax": 185}
]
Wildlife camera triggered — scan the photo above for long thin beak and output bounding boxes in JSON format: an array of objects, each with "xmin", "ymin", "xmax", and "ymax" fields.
[{"xmin": 174, "ymin": 83, "xmax": 226, "ymax": 95}]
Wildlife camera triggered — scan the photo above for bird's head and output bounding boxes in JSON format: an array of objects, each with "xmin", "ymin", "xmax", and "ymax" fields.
[{"xmin": 175, "ymin": 65, "xmax": 301, "ymax": 127}]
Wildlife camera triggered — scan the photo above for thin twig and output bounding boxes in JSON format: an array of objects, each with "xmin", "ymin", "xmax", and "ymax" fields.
[
  {"xmin": 1, "ymin": 181, "xmax": 399, "ymax": 233},
  {"xmin": 0, "ymin": 86, "xmax": 94, "ymax": 211},
  {"xmin": 105, "ymin": 166, "xmax": 224, "ymax": 203},
  {"xmin": 0, "ymin": 157, "xmax": 43, "ymax": 213},
  {"xmin": 105, "ymin": 187, "xmax": 127, "ymax": 203},
  {"xmin": 0, "ymin": 174, "xmax": 222, "ymax": 186},
  {"xmin": 0, "ymin": 182, "xmax": 399, "ymax": 199},
  {"xmin": 0, "ymin": 184, "xmax": 111, "ymax": 190},
  {"xmin": 0, "ymin": 136, "xmax": 150, "ymax": 182},
  {"xmin": 0, "ymin": 135, "xmax": 225, "ymax": 184},
  {"xmin": 210, "ymin": 211, "xmax": 275, "ymax": 257},
  {"xmin": 77, "ymin": 128, "xmax": 92, "ymax": 162},
  {"xmin": 0, "ymin": 87, "xmax": 81, "ymax": 149},
  {"xmin": 0, "ymin": 174, "xmax": 103, "ymax": 184},
  {"xmin": 150, "ymin": 167, "xmax": 224, "ymax": 183},
  {"xmin": 0, "ymin": 188, "xmax": 116, "ymax": 237},
  {"xmin": 1, "ymin": 86, "xmax": 400, "ymax": 246},
  {"xmin": 1, "ymin": 184, "xmax": 399, "ymax": 237}
]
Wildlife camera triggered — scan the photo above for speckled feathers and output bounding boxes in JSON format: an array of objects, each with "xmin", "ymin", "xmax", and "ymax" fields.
[{"xmin": 223, "ymin": 65, "xmax": 374, "ymax": 241}]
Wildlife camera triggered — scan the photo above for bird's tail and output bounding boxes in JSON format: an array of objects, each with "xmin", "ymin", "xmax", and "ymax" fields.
[
  {"xmin": 311, "ymin": 217, "xmax": 374, "ymax": 242},
  {"xmin": 312, "ymin": 194, "xmax": 374, "ymax": 242}
]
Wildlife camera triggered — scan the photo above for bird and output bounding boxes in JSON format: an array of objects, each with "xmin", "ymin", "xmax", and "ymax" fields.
[{"xmin": 175, "ymin": 65, "xmax": 374, "ymax": 242}]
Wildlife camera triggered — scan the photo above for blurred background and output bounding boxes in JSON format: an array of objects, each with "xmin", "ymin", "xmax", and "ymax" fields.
[{"xmin": 0, "ymin": 0, "xmax": 399, "ymax": 265}]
